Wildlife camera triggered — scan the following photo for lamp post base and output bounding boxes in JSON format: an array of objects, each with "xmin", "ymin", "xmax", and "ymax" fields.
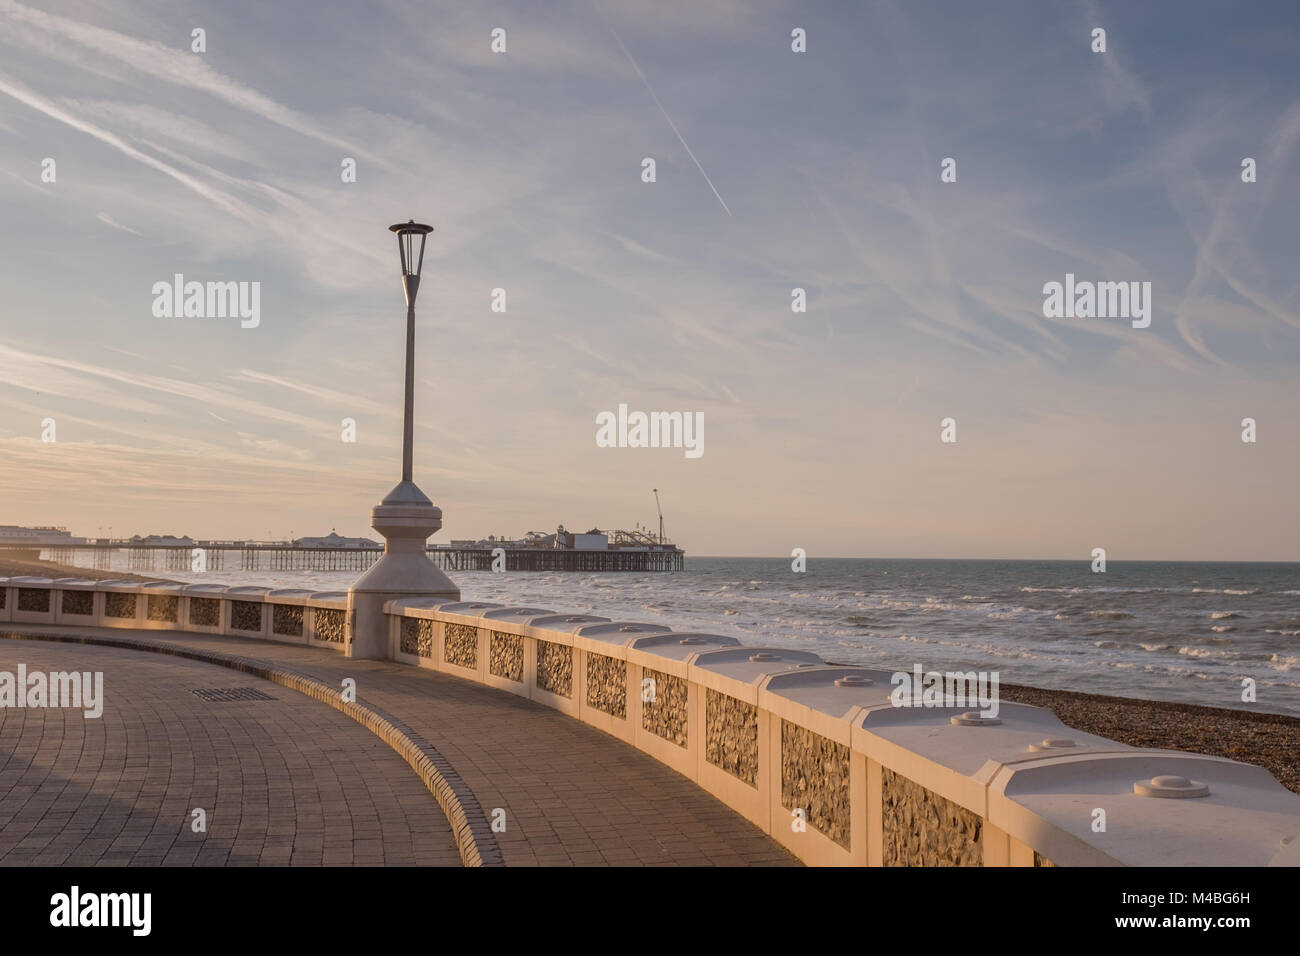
[{"xmin": 346, "ymin": 480, "xmax": 460, "ymax": 660}]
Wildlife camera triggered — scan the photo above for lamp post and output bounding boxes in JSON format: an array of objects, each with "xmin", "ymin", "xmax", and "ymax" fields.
[
  {"xmin": 345, "ymin": 219, "xmax": 461, "ymax": 660},
  {"xmin": 392, "ymin": 220, "xmax": 432, "ymax": 483}
]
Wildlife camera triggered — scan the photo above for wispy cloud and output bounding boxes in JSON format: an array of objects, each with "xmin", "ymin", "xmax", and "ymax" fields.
[
  {"xmin": 95, "ymin": 211, "xmax": 141, "ymax": 236},
  {"xmin": 604, "ymin": 21, "xmax": 732, "ymax": 216}
]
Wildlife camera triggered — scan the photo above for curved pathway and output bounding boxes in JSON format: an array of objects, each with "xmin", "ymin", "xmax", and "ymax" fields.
[
  {"xmin": 0, "ymin": 640, "xmax": 461, "ymax": 866},
  {"xmin": 1, "ymin": 626, "xmax": 798, "ymax": 866}
]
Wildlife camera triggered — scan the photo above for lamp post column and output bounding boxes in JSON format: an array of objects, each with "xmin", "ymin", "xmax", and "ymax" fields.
[
  {"xmin": 345, "ymin": 219, "xmax": 460, "ymax": 660},
  {"xmin": 403, "ymin": 299, "xmax": 415, "ymax": 483}
]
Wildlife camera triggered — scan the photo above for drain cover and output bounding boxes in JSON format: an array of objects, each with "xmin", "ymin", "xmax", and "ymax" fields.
[{"xmin": 191, "ymin": 687, "xmax": 276, "ymax": 702}]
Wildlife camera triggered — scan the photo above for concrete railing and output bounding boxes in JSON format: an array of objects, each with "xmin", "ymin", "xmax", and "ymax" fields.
[
  {"xmin": 0, "ymin": 576, "xmax": 349, "ymax": 650},
  {"xmin": 382, "ymin": 598, "xmax": 1300, "ymax": 867},
  {"xmin": 3, "ymin": 576, "xmax": 1298, "ymax": 867}
]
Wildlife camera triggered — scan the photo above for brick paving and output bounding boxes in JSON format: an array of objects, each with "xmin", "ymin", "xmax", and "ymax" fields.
[
  {"xmin": 1, "ymin": 626, "xmax": 798, "ymax": 866},
  {"xmin": 0, "ymin": 641, "xmax": 461, "ymax": 866}
]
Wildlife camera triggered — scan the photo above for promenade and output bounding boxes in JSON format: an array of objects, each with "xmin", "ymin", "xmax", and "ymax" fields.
[{"xmin": 0, "ymin": 625, "xmax": 797, "ymax": 867}]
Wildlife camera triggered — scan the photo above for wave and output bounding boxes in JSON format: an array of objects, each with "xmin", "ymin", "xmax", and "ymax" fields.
[
  {"xmin": 1089, "ymin": 610, "xmax": 1134, "ymax": 620},
  {"xmin": 1021, "ymin": 586, "xmax": 1154, "ymax": 594},
  {"xmin": 1210, "ymin": 625, "xmax": 1236, "ymax": 633},
  {"xmin": 1210, "ymin": 611, "xmax": 1243, "ymax": 620}
]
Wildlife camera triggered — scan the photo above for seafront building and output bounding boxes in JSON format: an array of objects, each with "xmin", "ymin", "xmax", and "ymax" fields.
[{"xmin": 0, "ymin": 525, "xmax": 87, "ymax": 547}]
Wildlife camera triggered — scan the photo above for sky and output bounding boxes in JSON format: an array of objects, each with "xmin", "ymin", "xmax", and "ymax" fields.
[{"xmin": 1, "ymin": 0, "xmax": 1298, "ymax": 560}]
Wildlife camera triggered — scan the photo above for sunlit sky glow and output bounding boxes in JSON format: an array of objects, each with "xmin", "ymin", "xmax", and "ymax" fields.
[{"xmin": 1, "ymin": 0, "xmax": 1298, "ymax": 559}]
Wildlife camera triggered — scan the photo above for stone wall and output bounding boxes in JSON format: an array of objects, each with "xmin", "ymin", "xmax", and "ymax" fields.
[
  {"xmin": 780, "ymin": 720, "xmax": 851, "ymax": 848},
  {"xmin": 489, "ymin": 631, "xmax": 523, "ymax": 682},
  {"xmin": 273, "ymin": 604, "xmax": 304, "ymax": 636},
  {"xmin": 881, "ymin": 767, "xmax": 982, "ymax": 866},
  {"xmin": 705, "ymin": 689, "xmax": 759, "ymax": 786},
  {"xmin": 148, "ymin": 595, "xmax": 178, "ymax": 623},
  {"xmin": 585, "ymin": 652, "xmax": 627, "ymax": 718},
  {"xmin": 105, "ymin": 592, "xmax": 136, "ymax": 619},
  {"xmin": 400, "ymin": 617, "xmax": 435, "ymax": 657},
  {"xmin": 189, "ymin": 597, "xmax": 220, "ymax": 627},
  {"xmin": 18, "ymin": 588, "xmax": 50, "ymax": 613},
  {"xmin": 61, "ymin": 590, "xmax": 94, "ymax": 616},
  {"xmin": 11, "ymin": 579, "xmax": 1283, "ymax": 867},
  {"xmin": 444, "ymin": 622, "xmax": 478, "ymax": 669},
  {"xmin": 641, "ymin": 668, "xmax": 687, "ymax": 747},
  {"xmin": 230, "ymin": 600, "xmax": 262, "ymax": 632},
  {"xmin": 315, "ymin": 608, "xmax": 346, "ymax": 644},
  {"xmin": 535, "ymin": 640, "xmax": 572, "ymax": 698}
]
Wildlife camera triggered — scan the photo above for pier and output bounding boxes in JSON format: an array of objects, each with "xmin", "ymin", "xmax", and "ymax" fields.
[{"xmin": 7, "ymin": 541, "xmax": 685, "ymax": 574}]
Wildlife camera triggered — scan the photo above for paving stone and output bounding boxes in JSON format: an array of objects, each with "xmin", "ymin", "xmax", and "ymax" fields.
[
  {"xmin": 2, "ymin": 627, "xmax": 798, "ymax": 867},
  {"xmin": 0, "ymin": 641, "xmax": 460, "ymax": 867}
]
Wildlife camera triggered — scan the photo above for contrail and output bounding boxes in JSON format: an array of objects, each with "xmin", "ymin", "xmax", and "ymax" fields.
[{"xmin": 606, "ymin": 24, "xmax": 731, "ymax": 216}]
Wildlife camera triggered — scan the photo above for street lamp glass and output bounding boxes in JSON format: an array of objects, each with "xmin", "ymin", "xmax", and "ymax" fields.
[{"xmin": 389, "ymin": 220, "xmax": 434, "ymax": 278}]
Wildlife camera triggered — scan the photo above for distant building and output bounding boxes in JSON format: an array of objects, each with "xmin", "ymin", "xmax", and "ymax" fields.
[
  {"xmin": 570, "ymin": 528, "xmax": 609, "ymax": 551},
  {"xmin": 0, "ymin": 525, "xmax": 87, "ymax": 546},
  {"xmin": 528, "ymin": 525, "xmax": 609, "ymax": 551},
  {"xmin": 293, "ymin": 531, "xmax": 379, "ymax": 549},
  {"xmin": 450, "ymin": 524, "xmax": 673, "ymax": 552},
  {"xmin": 131, "ymin": 534, "xmax": 195, "ymax": 546}
]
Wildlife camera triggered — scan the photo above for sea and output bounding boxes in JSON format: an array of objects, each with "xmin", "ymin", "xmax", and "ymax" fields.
[{"xmin": 66, "ymin": 555, "xmax": 1300, "ymax": 717}]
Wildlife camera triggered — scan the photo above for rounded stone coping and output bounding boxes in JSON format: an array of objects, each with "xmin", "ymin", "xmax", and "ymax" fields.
[
  {"xmin": 0, "ymin": 629, "xmax": 503, "ymax": 868},
  {"xmin": 575, "ymin": 621, "xmax": 671, "ymax": 643},
  {"xmin": 265, "ymin": 588, "xmax": 316, "ymax": 606},
  {"xmin": 851, "ymin": 701, "xmax": 1111, "ymax": 797},
  {"xmin": 987, "ymin": 750, "xmax": 1297, "ymax": 867},
  {"xmin": 99, "ymin": 580, "xmax": 149, "ymax": 593},
  {"xmin": 136, "ymin": 582, "xmax": 186, "ymax": 594},
  {"xmin": 435, "ymin": 601, "xmax": 505, "ymax": 615},
  {"xmin": 566, "ymin": 626, "xmax": 671, "ymax": 662},
  {"xmin": 479, "ymin": 606, "xmax": 557, "ymax": 624},
  {"xmin": 384, "ymin": 597, "xmax": 460, "ymax": 617},
  {"xmin": 691, "ymin": 646, "xmax": 826, "ymax": 689},
  {"xmin": 628, "ymin": 632, "xmax": 741, "ymax": 658},
  {"xmin": 8, "ymin": 576, "xmax": 54, "ymax": 585},
  {"xmin": 225, "ymin": 586, "xmax": 273, "ymax": 598},
  {"xmin": 432, "ymin": 601, "xmax": 508, "ymax": 627},
  {"xmin": 181, "ymin": 583, "xmax": 231, "ymax": 595},
  {"xmin": 49, "ymin": 578, "xmax": 101, "ymax": 590},
  {"xmin": 525, "ymin": 613, "xmax": 612, "ymax": 634},
  {"xmin": 856, "ymin": 699, "xmax": 1053, "ymax": 732},
  {"xmin": 759, "ymin": 667, "xmax": 898, "ymax": 727},
  {"xmin": 307, "ymin": 591, "xmax": 349, "ymax": 610}
]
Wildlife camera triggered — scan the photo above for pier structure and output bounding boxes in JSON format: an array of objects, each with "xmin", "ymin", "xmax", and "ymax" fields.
[{"xmin": 9, "ymin": 539, "xmax": 685, "ymax": 574}]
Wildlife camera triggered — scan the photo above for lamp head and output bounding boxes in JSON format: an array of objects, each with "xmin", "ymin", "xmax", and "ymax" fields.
[{"xmin": 389, "ymin": 220, "xmax": 434, "ymax": 305}]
